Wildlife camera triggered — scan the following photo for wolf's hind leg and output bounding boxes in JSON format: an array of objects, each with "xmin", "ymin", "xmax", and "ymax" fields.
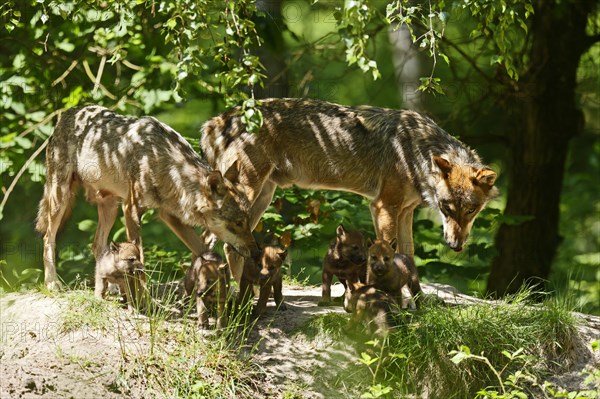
[{"xmin": 39, "ymin": 174, "xmax": 77, "ymax": 289}]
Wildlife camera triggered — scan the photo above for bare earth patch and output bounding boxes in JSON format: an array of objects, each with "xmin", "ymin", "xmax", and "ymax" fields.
[{"xmin": 1, "ymin": 283, "xmax": 598, "ymax": 398}]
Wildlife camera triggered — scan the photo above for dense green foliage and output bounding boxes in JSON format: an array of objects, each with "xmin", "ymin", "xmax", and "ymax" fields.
[{"xmin": 0, "ymin": 1, "xmax": 598, "ymax": 313}]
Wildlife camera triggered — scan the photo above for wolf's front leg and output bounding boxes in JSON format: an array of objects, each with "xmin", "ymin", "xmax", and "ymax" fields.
[
  {"xmin": 397, "ymin": 201, "xmax": 419, "ymax": 257},
  {"xmin": 273, "ymin": 277, "xmax": 286, "ymax": 311},
  {"xmin": 369, "ymin": 200, "xmax": 399, "ymax": 244},
  {"xmin": 197, "ymin": 297, "xmax": 210, "ymax": 328}
]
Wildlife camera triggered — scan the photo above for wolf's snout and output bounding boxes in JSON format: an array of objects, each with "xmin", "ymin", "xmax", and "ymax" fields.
[{"xmin": 372, "ymin": 263, "xmax": 386, "ymax": 275}]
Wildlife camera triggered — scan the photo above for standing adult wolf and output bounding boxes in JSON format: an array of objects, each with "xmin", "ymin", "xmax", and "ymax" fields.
[
  {"xmin": 36, "ymin": 105, "xmax": 259, "ymax": 289},
  {"xmin": 201, "ymin": 98, "xmax": 497, "ymax": 280}
]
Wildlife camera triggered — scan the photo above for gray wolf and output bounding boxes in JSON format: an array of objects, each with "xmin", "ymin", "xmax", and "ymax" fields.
[
  {"xmin": 238, "ymin": 245, "xmax": 287, "ymax": 318},
  {"xmin": 94, "ymin": 240, "xmax": 144, "ymax": 308},
  {"xmin": 320, "ymin": 225, "xmax": 367, "ymax": 305},
  {"xmin": 36, "ymin": 105, "xmax": 259, "ymax": 290},
  {"xmin": 200, "ymin": 98, "xmax": 498, "ymax": 281},
  {"xmin": 366, "ymin": 239, "xmax": 422, "ymax": 308},
  {"xmin": 184, "ymin": 252, "xmax": 230, "ymax": 328}
]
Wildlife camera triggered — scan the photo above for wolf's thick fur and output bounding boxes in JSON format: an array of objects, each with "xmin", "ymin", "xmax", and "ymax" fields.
[
  {"xmin": 36, "ymin": 105, "xmax": 258, "ymax": 289},
  {"xmin": 238, "ymin": 245, "xmax": 287, "ymax": 317},
  {"xmin": 94, "ymin": 241, "xmax": 144, "ymax": 308},
  {"xmin": 184, "ymin": 252, "xmax": 230, "ymax": 329},
  {"xmin": 200, "ymin": 98, "xmax": 498, "ymax": 281},
  {"xmin": 366, "ymin": 239, "xmax": 422, "ymax": 308},
  {"xmin": 321, "ymin": 225, "xmax": 367, "ymax": 304},
  {"xmin": 344, "ymin": 281, "xmax": 399, "ymax": 337}
]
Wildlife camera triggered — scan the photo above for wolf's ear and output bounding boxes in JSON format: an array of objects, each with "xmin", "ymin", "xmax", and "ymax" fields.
[
  {"xmin": 109, "ymin": 241, "xmax": 119, "ymax": 253},
  {"xmin": 277, "ymin": 248, "xmax": 288, "ymax": 261},
  {"xmin": 346, "ymin": 280, "xmax": 358, "ymax": 292},
  {"xmin": 218, "ymin": 263, "xmax": 229, "ymax": 275},
  {"xmin": 474, "ymin": 168, "xmax": 497, "ymax": 189},
  {"xmin": 207, "ymin": 170, "xmax": 227, "ymax": 197},
  {"xmin": 336, "ymin": 224, "xmax": 346, "ymax": 237},
  {"xmin": 432, "ymin": 155, "xmax": 452, "ymax": 178},
  {"xmin": 388, "ymin": 238, "xmax": 397, "ymax": 251},
  {"xmin": 367, "ymin": 238, "xmax": 374, "ymax": 247},
  {"xmin": 224, "ymin": 160, "xmax": 241, "ymax": 184}
]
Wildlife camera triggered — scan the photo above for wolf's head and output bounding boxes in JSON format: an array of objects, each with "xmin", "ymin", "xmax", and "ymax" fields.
[
  {"xmin": 105, "ymin": 240, "xmax": 144, "ymax": 276},
  {"xmin": 201, "ymin": 161, "xmax": 259, "ymax": 259},
  {"xmin": 258, "ymin": 245, "xmax": 287, "ymax": 282},
  {"xmin": 333, "ymin": 224, "xmax": 367, "ymax": 265},
  {"xmin": 431, "ymin": 155, "xmax": 498, "ymax": 252}
]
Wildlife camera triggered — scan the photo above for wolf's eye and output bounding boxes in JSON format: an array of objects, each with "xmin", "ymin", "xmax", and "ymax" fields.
[
  {"xmin": 370, "ymin": 255, "xmax": 378, "ymax": 261},
  {"xmin": 466, "ymin": 207, "xmax": 476, "ymax": 214},
  {"xmin": 383, "ymin": 256, "xmax": 390, "ymax": 262},
  {"xmin": 128, "ymin": 257, "xmax": 137, "ymax": 263},
  {"xmin": 439, "ymin": 202, "xmax": 451, "ymax": 215},
  {"xmin": 352, "ymin": 245, "xmax": 359, "ymax": 250}
]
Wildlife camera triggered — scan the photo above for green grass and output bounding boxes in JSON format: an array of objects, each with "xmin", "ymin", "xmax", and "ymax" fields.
[
  {"xmin": 57, "ymin": 283, "xmax": 265, "ymax": 398},
  {"xmin": 296, "ymin": 290, "xmax": 581, "ymax": 399},
  {"xmin": 60, "ymin": 290, "xmax": 121, "ymax": 333}
]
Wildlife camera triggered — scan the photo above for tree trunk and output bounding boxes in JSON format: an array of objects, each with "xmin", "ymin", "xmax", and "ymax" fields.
[{"xmin": 487, "ymin": 1, "xmax": 594, "ymax": 296}]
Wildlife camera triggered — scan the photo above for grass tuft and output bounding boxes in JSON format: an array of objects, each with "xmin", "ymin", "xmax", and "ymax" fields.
[{"xmin": 297, "ymin": 288, "xmax": 579, "ymax": 398}]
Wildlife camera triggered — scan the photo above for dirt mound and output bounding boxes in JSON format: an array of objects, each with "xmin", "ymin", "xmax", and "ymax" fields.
[{"xmin": 1, "ymin": 284, "xmax": 598, "ymax": 398}]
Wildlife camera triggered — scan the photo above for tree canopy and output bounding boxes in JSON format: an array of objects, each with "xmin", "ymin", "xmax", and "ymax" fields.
[{"xmin": 1, "ymin": 0, "xmax": 598, "ymax": 314}]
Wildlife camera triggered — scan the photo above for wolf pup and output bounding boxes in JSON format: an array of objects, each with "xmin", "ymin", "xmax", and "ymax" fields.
[
  {"xmin": 201, "ymin": 98, "xmax": 498, "ymax": 283},
  {"xmin": 184, "ymin": 252, "xmax": 230, "ymax": 329},
  {"xmin": 344, "ymin": 280, "xmax": 400, "ymax": 338},
  {"xmin": 95, "ymin": 241, "xmax": 145, "ymax": 308},
  {"xmin": 238, "ymin": 245, "xmax": 287, "ymax": 318},
  {"xmin": 320, "ymin": 225, "xmax": 367, "ymax": 305},
  {"xmin": 367, "ymin": 239, "xmax": 422, "ymax": 308},
  {"xmin": 36, "ymin": 105, "xmax": 258, "ymax": 290}
]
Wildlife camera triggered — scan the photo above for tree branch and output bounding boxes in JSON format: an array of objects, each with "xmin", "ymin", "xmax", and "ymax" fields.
[{"xmin": 438, "ymin": 36, "xmax": 497, "ymax": 85}]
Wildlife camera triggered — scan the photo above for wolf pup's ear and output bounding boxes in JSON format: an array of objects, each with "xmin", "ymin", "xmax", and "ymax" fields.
[
  {"xmin": 474, "ymin": 168, "xmax": 497, "ymax": 188},
  {"xmin": 218, "ymin": 263, "xmax": 229, "ymax": 275},
  {"xmin": 336, "ymin": 224, "xmax": 346, "ymax": 237},
  {"xmin": 388, "ymin": 238, "xmax": 398, "ymax": 251},
  {"xmin": 367, "ymin": 238, "xmax": 375, "ymax": 247},
  {"xmin": 109, "ymin": 241, "xmax": 119, "ymax": 253},
  {"xmin": 224, "ymin": 160, "xmax": 241, "ymax": 184},
  {"xmin": 277, "ymin": 248, "xmax": 288, "ymax": 261},
  {"xmin": 432, "ymin": 155, "xmax": 452, "ymax": 178}
]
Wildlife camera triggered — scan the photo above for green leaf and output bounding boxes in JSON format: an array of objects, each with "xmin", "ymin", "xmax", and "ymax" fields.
[
  {"xmin": 77, "ymin": 219, "xmax": 97, "ymax": 232},
  {"xmin": 56, "ymin": 40, "xmax": 75, "ymax": 53}
]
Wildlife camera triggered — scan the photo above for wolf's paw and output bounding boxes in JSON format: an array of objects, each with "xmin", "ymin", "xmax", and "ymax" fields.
[{"xmin": 46, "ymin": 280, "xmax": 63, "ymax": 291}]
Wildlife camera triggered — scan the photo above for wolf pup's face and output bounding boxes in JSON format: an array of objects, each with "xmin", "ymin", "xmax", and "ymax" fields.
[
  {"xmin": 431, "ymin": 156, "xmax": 498, "ymax": 252},
  {"xmin": 109, "ymin": 241, "xmax": 143, "ymax": 276},
  {"xmin": 335, "ymin": 225, "xmax": 366, "ymax": 265},
  {"xmin": 367, "ymin": 240, "xmax": 395, "ymax": 277},
  {"xmin": 258, "ymin": 246, "xmax": 287, "ymax": 282}
]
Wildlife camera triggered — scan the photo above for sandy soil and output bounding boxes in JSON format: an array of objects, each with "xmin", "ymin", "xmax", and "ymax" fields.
[{"xmin": 1, "ymin": 283, "xmax": 598, "ymax": 398}]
